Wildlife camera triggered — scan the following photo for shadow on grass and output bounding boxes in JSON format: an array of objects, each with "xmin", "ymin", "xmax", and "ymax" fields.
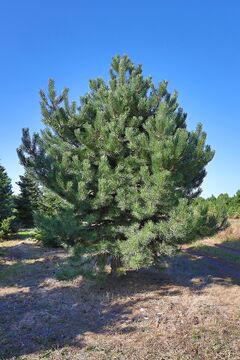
[
  {"xmin": 0, "ymin": 267, "xmax": 181, "ymax": 359},
  {"xmin": 181, "ymin": 237, "xmax": 240, "ymax": 283},
  {"xmin": 0, "ymin": 241, "xmax": 66, "ymax": 289},
  {"xmin": 0, "ymin": 237, "xmax": 65, "ymax": 260},
  {"xmin": 0, "ymin": 239, "xmax": 240, "ymax": 359}
]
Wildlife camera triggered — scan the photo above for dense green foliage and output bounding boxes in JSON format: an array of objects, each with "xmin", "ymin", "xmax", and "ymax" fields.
[
  {"xmin": 0, "ymin": 164, "xmax": 13, "ymax": 221},
  {"xmin": 191, "ymin": 197, "xmax": 228, "ymax": 238},
  {"xmin": 0, "ymin": 163, "xmax": 14, "ymax": 239},
  {"xmin": 229, "ymin": 191, "xmax": 240, "ymax": 217},
  {"xmin": 15, "ymin": 171, "xmax": 40, "ymax": 228},
  {"xmin": 18, "ymin": 55, "xmax": 215, "ymax": 276},
  {"xmin": 34, "ymin": 189, "xmax": 80, "ymax": 247},
  {"xmin": 0, "ymin": 216, "xmax": 15, "ymax": 239}
]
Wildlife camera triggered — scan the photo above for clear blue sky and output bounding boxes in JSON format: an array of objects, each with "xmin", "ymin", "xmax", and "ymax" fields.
[{"xmin": 0, "ymin": 0, "xmax": 239, "ymax": 196}]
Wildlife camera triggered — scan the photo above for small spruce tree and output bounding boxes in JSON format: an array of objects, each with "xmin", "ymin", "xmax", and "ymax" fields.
[
  {"xmin": 0, "ymin": 163, "xmax": 13, "ymax": 221},
  {"xmin": 15, "ymin": 171, "xmax": 40, "ymax": 228},
  {"xmin": 17, "ymin": 55, "xmax": 214, "ymax": 276},
  {"xmin": 0, "ymin": 163, "xmax": 14, "ymax": 238}
]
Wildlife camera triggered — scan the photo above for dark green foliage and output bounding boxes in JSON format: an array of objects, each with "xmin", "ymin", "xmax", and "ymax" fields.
[
  {"xmin": 228, "ymin": 190, "xmax": 240, "ymax": 218},
  {"xmin": 191, "ymin": 197, "xmax": 228, "ymax": 238},
  {"xmin": 56, "ymin": 259, "xmax": 82, "ymax": 281},
  {"xmin": 203, "ymin": 191, "xmax": 240, "ymax": 220},
  {"xmin": 34, "ymin": 189, "xmax": 80, "ymax": 247},
  {"xmin": 0, "ymin": 163, "xmax": 13, "ymax": 221},
  {"xmin": 36, "ymin": 188, "xmax": 65, "ymax": 216},
  {"xmin": 15, "ymin": 171, "xmax": 40, "ymax": 228},
  {"xmin": 0, "ymin": 163, "xmax": 15, "ymax": 239},
  {"xmin": 157, "ymin": 198, "xmax": 228, "ymax": 246},
  {"xmin": 0, "ymin": 216, "xmax": 15, "ymax": 239},
  {"xmin": 18, "ymin": 55, "xmax": 214, "ymax": 275}
]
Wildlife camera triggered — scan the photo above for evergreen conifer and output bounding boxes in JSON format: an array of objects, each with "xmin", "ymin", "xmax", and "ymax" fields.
[
  {"xmin": 18, "ymin": 55, "xmax": 214, "ymax": 275},
  {"xmin": 15, "ymin": 172, "xmax": 40, "ymax": 228},
  {"xmin": 0, "ymin": 163, "xmax": 13, "ymax": 221}
]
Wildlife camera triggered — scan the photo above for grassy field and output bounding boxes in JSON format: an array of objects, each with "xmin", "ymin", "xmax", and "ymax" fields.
[{"xmin": 0, "ymin": 222, "xmax": 240, "ymax": 359}]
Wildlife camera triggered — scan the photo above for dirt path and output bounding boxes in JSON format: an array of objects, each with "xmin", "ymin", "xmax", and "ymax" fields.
[{"xmin": 0, "ymin": 238, "xmax": 240, "ymax": 360}]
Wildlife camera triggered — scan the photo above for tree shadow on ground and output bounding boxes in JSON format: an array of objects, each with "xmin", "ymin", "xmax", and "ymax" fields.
[
  {"xmin": 176, "ymin": 237, "xmax": 240, "ymax": 288},
  {"xmin": 0, "ymin": 240, "xmax": 63, "ymax": 261},
  {"xmin": 0, "ymin": 241, "xmax": 66, "ymax": 289},
  {"xmin": 0, "ymin": 240, "xmax": 240, "ymax": 359},
  {"xmin": 0, "ymin": 269, "xmax": 181, "ymax": 359}
]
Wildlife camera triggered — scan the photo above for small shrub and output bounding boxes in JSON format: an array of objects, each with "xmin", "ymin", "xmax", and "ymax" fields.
[
  {"xmin": 34, "ymin": 207, "xmax": 80, "ymax": 247},
  {"xmin": 56, "ymin": 263, "xmax": 82, "ymax": 281},
  {"xmin": 0, "ymin": 216, "xmax": 15, "ymax": 239}
]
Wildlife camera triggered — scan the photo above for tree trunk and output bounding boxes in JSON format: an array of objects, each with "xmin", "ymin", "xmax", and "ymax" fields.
[{"xmin": 111, "ymin": 256, "xmax": 122, "ymax": 276}]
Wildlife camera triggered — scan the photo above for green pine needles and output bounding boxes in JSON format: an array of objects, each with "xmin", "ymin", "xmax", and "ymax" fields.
[
  {"xmin": 0, "ymin": 164, "xmax": 13, "ymax": 222},
  {"xmin": 17, "ymin": 55, "xmax": 214, "ymax": 277},
  {"xmin": 15, "ymin": 171, "xmax": 40, "ymax": 228},
  {"xmin": 0, "ymin": 163, "xmax": 14, "ymax": 238}
]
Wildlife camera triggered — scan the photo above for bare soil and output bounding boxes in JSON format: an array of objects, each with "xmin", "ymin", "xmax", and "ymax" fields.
[{"xmin": 0, "ymin": 225, "xmax": 240, "ymax": 360}]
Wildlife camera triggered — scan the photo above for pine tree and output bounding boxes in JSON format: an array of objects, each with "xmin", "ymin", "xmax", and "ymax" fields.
[
  {"xmin": 0, "ymin": 163, "xmax": 14, "ymax": 238},
  {"xmin": 17, "ymin": 55, "xmax": 214, "ymax": 276},
  {"xmin": 229, "ymin": 190, "xmax": 240, "ymax": 218},
  {"xmin": 0, "ymin": 163, "xmax": 13, "ymax": 221},
  {"xmin": 15, "ymin": 171, "xmax": 40, "ymax": 228}
]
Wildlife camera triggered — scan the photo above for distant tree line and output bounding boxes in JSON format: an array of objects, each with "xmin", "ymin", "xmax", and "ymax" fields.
[{"xmin": 205, "ymin": 192, "xmax": 240, "ymax": 219}]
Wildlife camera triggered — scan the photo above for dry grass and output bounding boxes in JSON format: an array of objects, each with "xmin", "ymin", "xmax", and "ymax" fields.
[
  {"xmin": 0, "ymin": 226, "xmax": 240, "ymax": 360},
  {"xmin": 218, "ymin": 219, "xmax": 240, "ymax": 244},
  {"xmin": 184, "ymin": 219, "xmax": 240, "ymax": 269}
]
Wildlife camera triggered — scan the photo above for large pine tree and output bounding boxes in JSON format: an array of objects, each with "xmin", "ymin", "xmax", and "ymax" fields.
[
  {"xmin": 15, "ymin": 172, "xmax": 40, "ymax": 228},
  {"xmin": 0, "ymin": 163, "xmax": 13, "ymax": 221},
  {"xmin": 18, "ymin": 55, "xmax": 214, "ymax": 275}
]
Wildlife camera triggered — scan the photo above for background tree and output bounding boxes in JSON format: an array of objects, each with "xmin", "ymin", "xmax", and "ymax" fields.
[
  {"xmin": 201, "ymin": 192, "xmax": 240, "ymax": 220},
  {"xmin": 192, "ymin": 196, "xmax": 228, "ymax": 238},
  {"xmin": 15, "ymin": 171, "xmax": 40, "ymax": 228},
  {"xmin": 228, "ymin": 190, "xmax": 240, "ymax": 218},
  {"xmin": 0, "ymin": 163, "xmax": 14, "ymax": 238},
  {"xmin": 18, "ymin": 55, "xmax": 215, "ymax": 277},
  {"xmin": 0, "ymin": 163, "xmax": 13, "ymax": 221}
]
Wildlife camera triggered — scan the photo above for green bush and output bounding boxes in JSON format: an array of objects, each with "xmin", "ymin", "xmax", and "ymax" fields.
[
  {"xmin": 228, "ymin": 190, "xmax": 240, "ymax": 218},
  {"xmin": 0, "ymin": 216, "xmax": 15, "ymax": 239},
  {"xmin": 34, "ymin": 207, "xmax": 81, "ymax": 247}
]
